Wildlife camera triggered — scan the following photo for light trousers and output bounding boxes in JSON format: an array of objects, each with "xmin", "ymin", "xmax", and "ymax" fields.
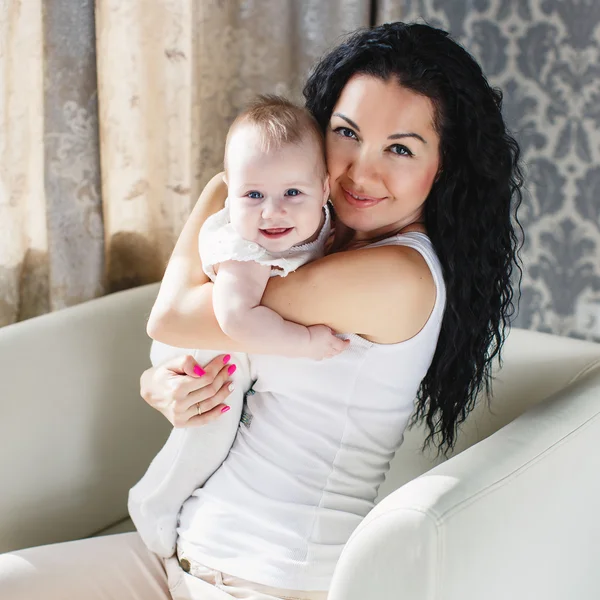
[{"xmin": 0, "ymin": 532, "xmax": 328, "ymax": 600}]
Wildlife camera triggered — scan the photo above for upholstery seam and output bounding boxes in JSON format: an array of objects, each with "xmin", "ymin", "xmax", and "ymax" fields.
[
  {"xmin": 438, "ymin": 408, "xmax": 600, "ymax": 521},
  {"xmin": 564, "ymin": 358, "xmax": 600, "ymax": 388}
]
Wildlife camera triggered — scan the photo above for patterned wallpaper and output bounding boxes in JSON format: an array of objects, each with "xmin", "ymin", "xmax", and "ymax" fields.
[{"xmin": 379, "ymin": 0, "xmax": 600, "ymax": 342}]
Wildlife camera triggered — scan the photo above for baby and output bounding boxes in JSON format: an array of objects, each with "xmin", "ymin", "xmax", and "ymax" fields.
[
  {"xmin": 200, "ymin": 94, "xmax": 346, "ymax": 360},
  {"xmin": 129, "ymin": 96, "xmax": 348, "ymax": 557}
]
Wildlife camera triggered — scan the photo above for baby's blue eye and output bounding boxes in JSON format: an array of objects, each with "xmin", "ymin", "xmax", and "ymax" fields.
[
  {"xmin": 247, "ymin": 191, "xmax": 263, "ymax": 199},
  {"xmin": 285, "ymin": 188, "xmax": 301, "ymax": 197}
]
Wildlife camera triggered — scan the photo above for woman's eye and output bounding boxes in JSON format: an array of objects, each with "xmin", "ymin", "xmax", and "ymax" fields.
[
  {"xmin": 333, "ymin": 126, "xmax": 358, "ymax": 140},
  {"xmin": 390, "ymin": 144, "xmax": 413, "ymax": 157},
  {"xmin": 247, "ymin": 191, "xmax": 263, "ymax": 199},
  {"xmin": 285, "ymin": 188, "xmax": 302, "ymax": 197}
]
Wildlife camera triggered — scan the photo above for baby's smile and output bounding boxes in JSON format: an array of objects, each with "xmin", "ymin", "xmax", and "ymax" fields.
[{"xmin": 259, "ymin": 227, "xmax": 294, "ymax": 240}]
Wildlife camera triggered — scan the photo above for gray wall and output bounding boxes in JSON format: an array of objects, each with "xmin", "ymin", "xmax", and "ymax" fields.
[{"xmin": 386, "ymin": 0, "xmax": 600, "ymax": 342}]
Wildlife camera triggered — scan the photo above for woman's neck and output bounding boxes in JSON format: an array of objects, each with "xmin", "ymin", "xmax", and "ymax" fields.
[{"xmin": 327, "ymin": 219, "xmax": 427, "ymax": 253}]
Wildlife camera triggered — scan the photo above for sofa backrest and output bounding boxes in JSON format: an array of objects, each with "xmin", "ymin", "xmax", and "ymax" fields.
[
  {"xmin": 2, "ymin": 281, "xmax": 598, "ymax": 555},
  {"xmin": 0, "ymin": 283, "xmax": 169, "ymax": 553},
  {"xmin": 379, "ymin": 328, "xmax": 600, "ymax": 500}
]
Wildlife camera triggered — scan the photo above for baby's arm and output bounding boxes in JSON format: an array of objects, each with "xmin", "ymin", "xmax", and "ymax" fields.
[{"xmin": 213, "ymin": 260, "xmax": 345, "ymax": 360}]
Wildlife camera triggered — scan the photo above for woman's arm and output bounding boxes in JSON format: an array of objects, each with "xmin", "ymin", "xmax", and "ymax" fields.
[
  {"xmin": 147, "ymin": 172, "xmax": 227, "ymax": 336},
  {"xmin": 150, "ymin": 239, "xmax": 437, "ymax": 349}
]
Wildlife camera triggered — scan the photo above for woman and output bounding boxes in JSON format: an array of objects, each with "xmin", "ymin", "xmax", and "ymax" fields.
[{"xmin": 0, "ymin": 22, "xmax": 522, "ymax": 600}]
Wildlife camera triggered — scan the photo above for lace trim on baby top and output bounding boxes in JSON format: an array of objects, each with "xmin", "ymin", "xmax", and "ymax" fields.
[{"xmin": 199, "ymin": 202, "xmax": 332, "ymax": 281}]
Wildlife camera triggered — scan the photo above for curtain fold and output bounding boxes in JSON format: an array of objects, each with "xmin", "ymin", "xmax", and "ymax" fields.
[
  {"xmin": 96, "ymin": 0, "xmax": 372, "ymax": 292},
  {"xmin": 0, "ymin": 0, "xmax": 47, "ymax": 325}
]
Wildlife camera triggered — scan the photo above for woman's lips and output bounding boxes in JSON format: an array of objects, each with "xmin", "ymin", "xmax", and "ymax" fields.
[
  {"xmin": 341, "ymin": 186, "xmax": 386, "ymax": 208},
  {"xmin": 259, "ymin": 227, "xmax": 293, "ymax": 239}
]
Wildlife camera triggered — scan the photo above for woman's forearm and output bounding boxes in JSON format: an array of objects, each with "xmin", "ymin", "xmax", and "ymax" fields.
[
  {"xmin": 148, "ymin": 281, "xmax": 241, "ymax": 350},
  {"xmin": 147, "ymin": 172, "xmax": 227, "ymax": 345},
  {"xmin": 147, "ymin": 279, "xmax": 306, "ymax": 353}
]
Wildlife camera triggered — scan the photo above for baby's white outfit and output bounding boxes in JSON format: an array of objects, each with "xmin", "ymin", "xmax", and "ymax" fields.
[
  {"xmin": 128, "ymin": 203, "xmax": 332, "ymax": 558},
  {"xmin": 200, "ymin": 200, "xmax": 331, "ymax": 280}
]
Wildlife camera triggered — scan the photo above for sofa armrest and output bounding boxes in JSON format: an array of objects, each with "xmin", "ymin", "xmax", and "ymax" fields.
[
  {"xmin": 329, "ymin": 365, "xmax": 600, "ymax": 600},
  {"xmin": 0, "ymin": 283, "xmax": 171, "ymax": 553}
]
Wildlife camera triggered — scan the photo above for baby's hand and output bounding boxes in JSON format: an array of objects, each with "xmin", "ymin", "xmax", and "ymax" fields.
[{"xmin": 306, "ymin": 325, "xmax": 349, "ymax": 360}]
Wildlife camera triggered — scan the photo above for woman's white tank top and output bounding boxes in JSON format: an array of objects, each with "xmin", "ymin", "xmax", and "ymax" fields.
[{"xmin": 177, "ymin": 232, "xmax": 446, "ymax": 591}]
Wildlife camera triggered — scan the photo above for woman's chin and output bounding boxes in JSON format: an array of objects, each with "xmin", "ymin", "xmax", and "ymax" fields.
[{"xmin": 332, "ymin": 201, "xmax": 377, "ymax": 232}]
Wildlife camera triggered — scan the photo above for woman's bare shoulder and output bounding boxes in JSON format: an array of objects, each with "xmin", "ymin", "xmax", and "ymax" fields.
[{"xmin": 263, "ymin": 243, "xmax": 436, "ymax": 344}]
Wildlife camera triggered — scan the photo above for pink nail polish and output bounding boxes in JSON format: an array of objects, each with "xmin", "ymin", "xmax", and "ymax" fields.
[
  {"xmin": 221, "ymin": 405, "xmax": 231, "ymax": 414},
  {"xmin": 227, "ymin": 364, "xmax": 236, "ymax": 375},
  {"xmin": 193, "ymin": 365, "xmax": 205, "ymax": 377},
  {"xmin": 223, "ymin": 354, "xmax": 231, "ymax": 364}
]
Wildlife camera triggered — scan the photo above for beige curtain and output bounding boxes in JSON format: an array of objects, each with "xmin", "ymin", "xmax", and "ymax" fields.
[
  {"xmin": 0, "ymin": 0, "xmax": 373, "ymax": 327},
  {"xmin": 1, "ymin": 0, "xmax": 104, "ymax": 326},
  {"xmin": 1, "ymin": 0, "xmax": 47, "ymax": 324},
  {"xmin": 96, "ymin": 0, "xmax": 372, "ymax": 292}
]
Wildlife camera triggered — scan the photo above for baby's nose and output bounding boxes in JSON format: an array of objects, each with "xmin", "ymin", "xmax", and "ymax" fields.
[{"xmin": 262, "ymin": 197, "xmax": 285, "ymax": 217}]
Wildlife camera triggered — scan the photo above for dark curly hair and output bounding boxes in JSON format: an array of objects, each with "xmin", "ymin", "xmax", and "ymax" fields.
[{"xmin": 303, "ymin": 22, "xmax": 524, "ymax": 456}]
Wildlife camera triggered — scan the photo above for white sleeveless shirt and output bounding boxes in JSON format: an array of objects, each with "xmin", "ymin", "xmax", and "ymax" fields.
[{"xmin": 177, "ymin": 232, "xmax": 446, "ymax": 591}]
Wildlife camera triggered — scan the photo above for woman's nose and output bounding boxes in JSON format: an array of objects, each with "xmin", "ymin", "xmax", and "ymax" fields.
[{"xmin": 346, "ymin": 150, "xmax": 380, "ymax": 188}]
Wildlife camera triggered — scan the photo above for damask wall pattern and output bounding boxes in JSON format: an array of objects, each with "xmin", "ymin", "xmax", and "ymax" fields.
[{"xmin": 379, "ymin": 0, "xmax": 600, "ymax": 341}]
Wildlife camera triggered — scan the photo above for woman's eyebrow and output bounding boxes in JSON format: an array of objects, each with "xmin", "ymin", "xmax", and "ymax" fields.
[
  {"xmin": 332, "ymin": 112, "xmax": 426, "ymax": 144},
  {"xmin": 332, "ymin": 113, "xmax": 360, "ymax": 131},
  {"xmin": 388, "ymin": 132, "xmax": 427, "ymax": 144}
]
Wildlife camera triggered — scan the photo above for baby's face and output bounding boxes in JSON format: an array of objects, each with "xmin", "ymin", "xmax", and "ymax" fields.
[{"xmin": 225, "ymin": 125, "xmax": 329, "ymax": 253}]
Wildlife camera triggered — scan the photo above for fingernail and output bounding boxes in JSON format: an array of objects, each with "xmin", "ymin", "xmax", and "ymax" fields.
[
  {"xmin": 228, "ymin": 382, "xmax": 235, "ymax": 392},
  {"xmin": 227, "ymin": 364, "xmax": 236, "ymax": 375},
  {"xmin": 193, "ymin": 365, "xmax": 206, "ymax": 377},
  {"xmin": 221, "ymin": 405, "xmax": 231, "ymax": 414},
  {"xmin": 223, "ymin": 354, "xmax": 231, "ymax": 364}
]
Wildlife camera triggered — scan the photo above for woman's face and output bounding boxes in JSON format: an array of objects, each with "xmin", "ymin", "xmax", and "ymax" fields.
[{"xmin": 326, "ymin": 74, "xmax": 441, "ymax": 240}]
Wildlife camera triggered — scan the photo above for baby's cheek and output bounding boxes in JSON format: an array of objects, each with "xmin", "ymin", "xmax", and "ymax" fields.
[
  {"xmin": 301, "ymin": 206, "xmax": 322, "ymax": 234},
  {"xmin": 228, "ymin": 206, "xmax": 245, "ymax": 230},
  {"xmin": 231, "ymin": 205, "xmax": 259, "ymax": 239}
]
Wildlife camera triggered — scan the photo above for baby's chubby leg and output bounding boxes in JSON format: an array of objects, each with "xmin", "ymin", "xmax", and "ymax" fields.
[{"xmin": 129, "ymin": 341, "xmax": 251, "ymax": 557}]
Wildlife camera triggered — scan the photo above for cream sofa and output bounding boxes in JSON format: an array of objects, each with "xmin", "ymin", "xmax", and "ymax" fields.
[{"xmin": 1, "ymin": 283, "xmax": 599, "ymax": 599}]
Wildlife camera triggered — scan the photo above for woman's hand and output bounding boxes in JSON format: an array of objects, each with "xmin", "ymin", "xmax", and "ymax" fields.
[{"xmin": 139, "ymin": 353, "xmax": 235, "ymax": 428}]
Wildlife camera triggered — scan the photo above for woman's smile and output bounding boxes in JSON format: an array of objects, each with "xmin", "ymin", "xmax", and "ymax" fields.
[{"xmin": 340, "ymin": 184, "xmax": 387, "ymax": 208}]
